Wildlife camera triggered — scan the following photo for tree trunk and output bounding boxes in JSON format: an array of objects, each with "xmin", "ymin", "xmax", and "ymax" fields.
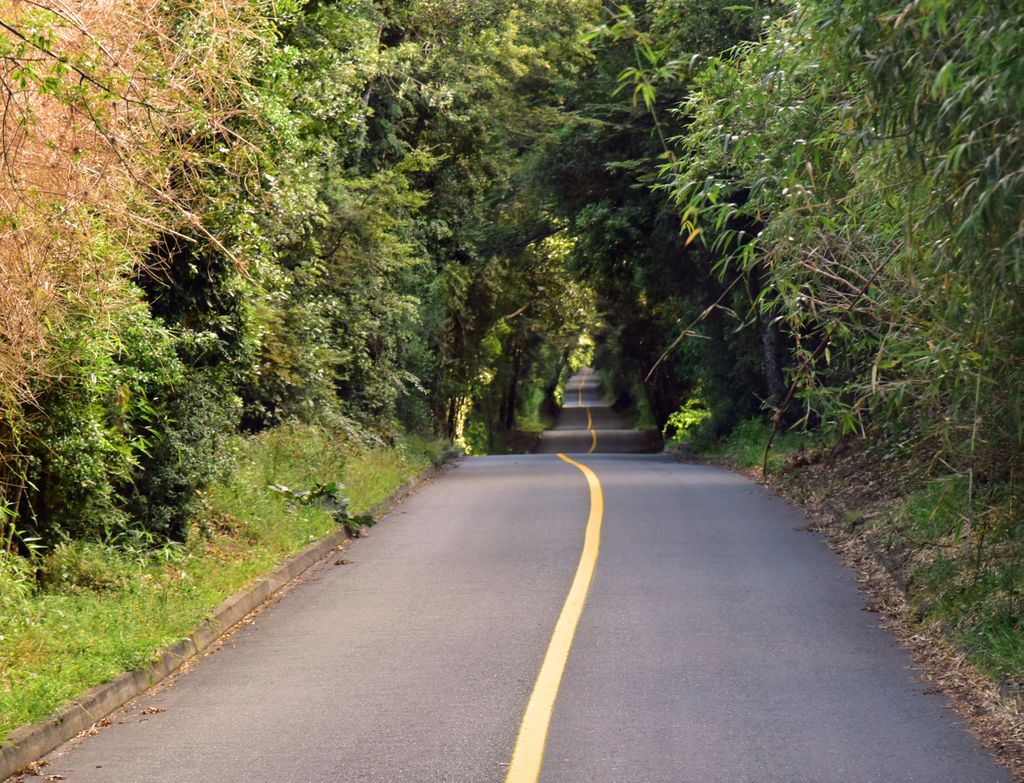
[
  {"xmin": 446, "ymin": 396, "xmax": 457, "ymax": 441},
  {"xmin": 751, "ymin": 264, "xmax": 787, "ymax": 410},
  {"xmin": 503, "ymin": 351, "xmax": 522, "ymax": 431},
  {"xmin": 761, "ymin": 311, "xmax": 786, "ymax": 409}
]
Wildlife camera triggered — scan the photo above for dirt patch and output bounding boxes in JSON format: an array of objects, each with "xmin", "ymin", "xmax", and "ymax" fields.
[{"xmin": 669, "ymin": 442, "xmax": 1024, "ymax": 779}]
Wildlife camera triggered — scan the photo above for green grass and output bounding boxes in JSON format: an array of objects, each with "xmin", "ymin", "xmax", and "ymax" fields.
[
  {"xmin": 0, "ymin": 423, "xmax": 444, "ymax": 740},
  {"xmin": 343, "ymin": 434, "xmax": 444, "ymax": 514},
  {"xmin": 699, "ymin": 416, "xmax": 814, "ymax": 472},
  {"xmin": 880, "ymin": 476, "xmax": 1024, "ymax": 688}
]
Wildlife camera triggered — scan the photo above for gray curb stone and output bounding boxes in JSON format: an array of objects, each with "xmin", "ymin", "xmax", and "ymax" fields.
[{"xmin": 0, "ymin": 449, "xmax": 461, "ymax": 780}]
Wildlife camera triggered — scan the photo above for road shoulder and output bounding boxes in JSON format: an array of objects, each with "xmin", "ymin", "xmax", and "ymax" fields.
[{"xmin": 667, "ymin": 445, "xmax": 1024, "ymax": 779}]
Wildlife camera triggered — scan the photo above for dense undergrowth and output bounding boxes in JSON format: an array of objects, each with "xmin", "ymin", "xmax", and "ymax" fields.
[
  {"xmin": 885, "ymin": 476, "xmax": 1023, "ymax": 687},
  {"xmin": 0, "ymin": 0, "xmax": 600, "ymax": 556}
]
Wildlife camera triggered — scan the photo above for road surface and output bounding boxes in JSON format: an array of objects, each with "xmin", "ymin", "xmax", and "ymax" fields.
[{"xmin": 32, "ymin": 370, "xmax": 1009, "ymax": 781}]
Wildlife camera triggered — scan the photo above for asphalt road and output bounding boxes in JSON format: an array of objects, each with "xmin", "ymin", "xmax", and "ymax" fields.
[
  {"xmin": 34, "ymin": 371, "xmax": 1010, "ymax": 781},
  {"xmin": 533, "ymin": 368, "xmax": 660, "ymax": 454}
]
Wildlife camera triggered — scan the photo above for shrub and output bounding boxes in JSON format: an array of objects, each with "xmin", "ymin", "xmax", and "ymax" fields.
[
  {"xmin": 663, "ymin": 393, "xmax": 712, "ymax": 446},
  {"xmin": 37, "ymin": 542, "xmax": 139, "ymax": 595}
]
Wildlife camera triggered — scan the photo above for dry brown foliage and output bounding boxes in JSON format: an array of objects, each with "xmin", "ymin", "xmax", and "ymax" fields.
[
  {"xmin": 0, "ymin": 0, "xmax": 267, "ymax": 496},
  {"xmin": 0, "ymin": 1, "xmax": 159, "ymax": 405}
]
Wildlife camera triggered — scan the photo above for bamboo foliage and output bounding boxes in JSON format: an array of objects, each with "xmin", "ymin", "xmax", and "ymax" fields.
[{"xmin": 597, "ymin": 0, "xmax": 1022, "ymax": 675}]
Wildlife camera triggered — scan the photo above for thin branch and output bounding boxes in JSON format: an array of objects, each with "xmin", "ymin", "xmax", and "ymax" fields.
[
  {"xmin": 0, "ymin": 19, "xmax": 158, "ymax": 111},
  {"xmin": 645, "ymin": 273, "xmax": 744, "ymax": 383}
]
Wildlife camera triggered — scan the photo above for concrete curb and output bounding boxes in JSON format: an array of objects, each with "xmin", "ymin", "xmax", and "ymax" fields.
[{"xmin": 0, "ymin": 449, "xmax": 461, "ymax": 780}]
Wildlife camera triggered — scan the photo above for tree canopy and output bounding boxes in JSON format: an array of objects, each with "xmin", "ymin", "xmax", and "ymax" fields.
[{"xmin": 1, "ymin": 0, "xmax": 1021, "ymax": 682}]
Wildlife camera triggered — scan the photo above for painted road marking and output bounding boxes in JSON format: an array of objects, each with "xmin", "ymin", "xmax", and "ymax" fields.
[
  {"xmin": 579, "ymin": 374, "xmax": 598, "ymax": 454},
  {"xmin": 505, "ymin": 453, "xmax": 604, "ymax": 783}
]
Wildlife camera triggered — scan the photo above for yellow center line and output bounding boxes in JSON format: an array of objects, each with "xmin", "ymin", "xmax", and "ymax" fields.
[
  {"xmin": 579, "ymin": 375, "xmax": 598, "ymax": 454},
  {"xmin": 505, "ymin": 453, "xmax": 604, "ymax": 783}
]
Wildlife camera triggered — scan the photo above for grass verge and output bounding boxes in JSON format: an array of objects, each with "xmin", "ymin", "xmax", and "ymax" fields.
[
  {"xmin": 878, "ymin": 476, "xmax": 1023, "ymax": 687},
  {"xmin": 694, "ymin": 416, "xmax": 818, "ymax": 473},
  {"xmin": 0, "ymin": 423, "xmax": 444, "ymax": 740}
]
